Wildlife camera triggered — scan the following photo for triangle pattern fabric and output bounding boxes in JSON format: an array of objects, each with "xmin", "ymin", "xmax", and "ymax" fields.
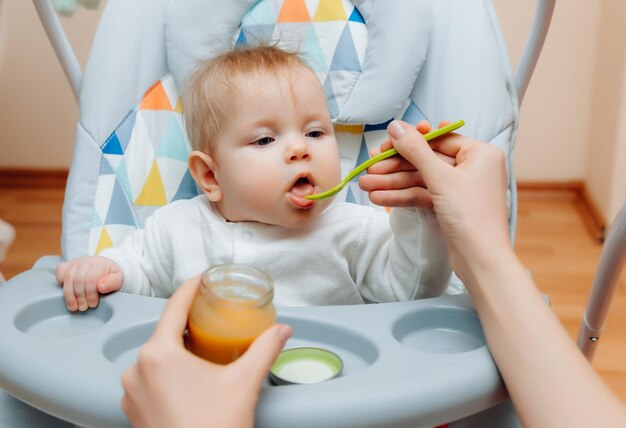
[
  {"xmin": 304, "ymin": 0, "xmax": 320, "ymax": 17},
  {"xmin": 243, "ymin": 24, "xmax": 277, "ymax": 44},
  {"xmin": 273, "ymin": 22, "xmax": 313, "ymax": 49},
  {"xmin": 95, "ymin": 227, "xmax": 113, "ymax": 255},
  {"xmin": 364, "ymin": 119, "xmax": 393, "ymax": 132},
  {"xmin": 314, "ymin": 0, "xmax": 346, "ymax": 22},
  {"xmin": 278, "ymin": 0, "xmax": 311, "ymax": 23},
  {"xmin": 124, "ymin": 112, "xmax": 156, "ymax": 198},
  {"xmin": 140, "ymin": 81, "xmax": 173, "ymax": 111},
  {"xmin": 100, "ymin": 157, "xmax": 115, "ymax": 175},
  {"xmin": 115, "ymin": 158, "xmax": 134, "ymax": 201},
  {"xmin": 235, "ymin": 29, "xmax": 247, "ymax": 46},
  {"xmin": 312, "ymin": 21, "xmax": 346, "ymax": 66},
  {"xmin": 92, "ymin": 211, "xmax": 103, "ymax": 228},
  {"xmin": 144, "ymin": 110, "xmax": 177, "ymax": 152},
  {"xmin": 134, "ymin": 160, "xmax": 167, "ymax": 206},
  {"xmin": 115, "ymin": 109, "xmax": 137, "ymax": 152},
  {"xmin": 102, "ymin": 133, "xmax": 123, "ymax": 155},
  {"xmin": 330, "ymin": 23, "xmax": 360, "ymax": 71},
  {"xmin": 173, "ymin": 98, "xmax": 184, "ymax": 113},
  {"xmin": 345, "ymin": 186, "xmax": 356, "ymax": 204},
  {"xmin": 105, "ymin": 179, "xmax": 136, "ymax": 226},
  {"xmin": 94, "ymin": 175, "xmax": 116, "ymax": 224},
  {"xmin": 301, "ymin": 25, "xmax": 327, "ymax": 72},
  {"xmin": 352, "ymin": 135, "xmax": 370, "ymax": 182},
  {"xmin": 156, "ymin": 115, "xmax": 190, "ymax": 161},
  {"xmin": 244, "ymin": 0, "xmax": 278, "ymax": 26},
  {"xmin": 348, "ymin": 7, "xmax": 365, "ymax": 23},
  {"xmin": 402, "ymin": 101, "xmax": 428, "ymax": 125},
  {"xmin": 323, "ymin": 73, "xmax": 339, "ymax": 118},
  {"xmin": 156, "ymin": 157, "xmax": 189, "ymax": 202},
  {"xmin": 173, "ymin": 169, "xmax": 200, "ymax": 201}
]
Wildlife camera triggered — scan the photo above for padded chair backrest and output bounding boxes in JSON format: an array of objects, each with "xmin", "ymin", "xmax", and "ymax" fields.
[{"xmin": 63, "ymin": 0, "xmax": 517, "ymax": 260}]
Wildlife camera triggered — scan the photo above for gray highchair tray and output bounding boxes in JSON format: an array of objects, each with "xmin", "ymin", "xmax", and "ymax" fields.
[{"xmin": 0, "ymin": 266, "xmax": 508, "ymax": 428}]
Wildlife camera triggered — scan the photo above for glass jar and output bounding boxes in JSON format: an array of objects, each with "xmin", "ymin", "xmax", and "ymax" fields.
[{"xmin": 187, "ymin": 264, "xmax": 276, "ymax": 364}]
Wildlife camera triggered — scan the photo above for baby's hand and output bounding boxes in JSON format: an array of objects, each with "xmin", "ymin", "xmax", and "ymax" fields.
[
  {"xmin": 55, "ymin": 256, "xmax": 124, "ymax": 312},
  {"xmin": 358, "ymin": 120, "xmax": 456, "ymax": 209}
]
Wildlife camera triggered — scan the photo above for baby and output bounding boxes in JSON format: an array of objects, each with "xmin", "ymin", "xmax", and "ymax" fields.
[{"xmin": 56, "ymin": 45, "xmax": 451, "ymax": 311}]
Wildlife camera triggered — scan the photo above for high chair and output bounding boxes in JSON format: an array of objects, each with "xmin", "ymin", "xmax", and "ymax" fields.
[{"xmin": 0, "ymin": 1, "xmax": 589, "ymax": 427}]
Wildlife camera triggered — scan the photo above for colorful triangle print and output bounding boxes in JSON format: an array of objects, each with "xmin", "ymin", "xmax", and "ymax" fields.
[
  {"xmin": 102, "ymin": 133, "xmax": 123, "ymax": 155},
  {"xmin": 352, "ymin": 136, "xmax": 369, "ymax": 181},
  {"xmin": 348, "ymin": 7, "xmax": 365, "ymax": 24},
  {"xmin": 314, "ymin": 0, "xmax": 347, "ymax": 22},
  {"xmin": 115, "ymin": 109, "xmax": 137, "ymax": 152},
  {"xmin": 172, "ymin": 169, "xmax": 199, "ymax": 201},
  {"xmin": 140, "ymin": 81, "xmax": 173, "ymax": 111},
  {"xmin": 134, "ymin": 160, "xmax": 167, "ymax": 206},
  {"xmin": 330, "ymin": 24, "xmax": 361, "ymax": 72},
  {"xmin": 157, "ymin": 116, "xmax": 189, "ymax": 161},
  {"xmin": 302, "ymin": 25, "xmax": 327, "ymax": 72},
  {"xmin": 245, "ymin": 0, "xmax": 278, "ymax": 25},
  {"xmin": 174, "ymin": 97, "xmax": 184, "ymax": 113},
  {"xmin": 346, "ymin": 186, "xmax": 356, "ymax": 203},
  {"xmin": 105, "ymin": 179, "xmax": 136, "ymax": 226},
  {"xmin": 95, "ymin": 227, "xmax": 113, "ymax": 254},
  {"xmin": 278, "ymin": 0, "xmax": 311, "ymax": 23},
  {"xmin": 236, "ymin": 29, "xmax": 247, "ymax": 46}
]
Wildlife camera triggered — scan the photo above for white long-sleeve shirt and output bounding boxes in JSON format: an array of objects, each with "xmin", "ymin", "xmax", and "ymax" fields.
[{"xmin": 100, "ymin": 195, "xmax": 450, "ymax": 306}]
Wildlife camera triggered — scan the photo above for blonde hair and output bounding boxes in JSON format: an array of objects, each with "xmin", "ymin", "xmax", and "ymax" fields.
[{"xmin": 183, "ymin": 45, "xmax": 311, "ymax": 155}]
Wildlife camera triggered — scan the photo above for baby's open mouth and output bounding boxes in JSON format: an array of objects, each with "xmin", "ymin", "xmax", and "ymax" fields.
[{"xmin": 287, "ymin": 175, "xmax": 317, "ymax": 209}]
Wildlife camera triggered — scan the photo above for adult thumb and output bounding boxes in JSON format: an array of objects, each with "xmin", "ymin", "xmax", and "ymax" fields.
[
  {"xmin": 387, "ymin": 120, "xmax": 445, "ymax": 182},
  {"xmin": 234, "ymin": 324, "xmax": 291, "ymax": 388}
]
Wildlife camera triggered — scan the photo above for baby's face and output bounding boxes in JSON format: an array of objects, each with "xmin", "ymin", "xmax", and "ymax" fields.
[{"xmin": 211, "ymin": 67, "xmax": 341, "ymax": 228}]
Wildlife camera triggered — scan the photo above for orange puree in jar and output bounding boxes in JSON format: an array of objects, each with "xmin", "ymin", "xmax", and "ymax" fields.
[{"xmin": 187, "ymin": 265, "xmax": 276, "ymax": 364}]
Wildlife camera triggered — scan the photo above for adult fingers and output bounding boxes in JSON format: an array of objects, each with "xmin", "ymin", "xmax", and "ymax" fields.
[
  {"xmin": 151, "ymin": 275, "xmax": 201, "ymax": 342},
  {"xmin": 366, "ymin": 155, "xmax": 418, "ymax": 175},
  {"xmin": 416, "ymin": 120, "xmax": 432, "ymax": 134},
  {"xmin": 368, "ymin": 188, "xmax": 433, "ymax": 209},
  {"xmin": 98, "ymin": 271, "xmax": 125, "ymax": 294},
  {"xmin": 359, "ymin": 171, "xmax": 425, "ymax": 192},
  {"xmin": 366, "ymin": 150, "xmax": 455, "ymax": 176},
  {"xmin": 233, "ymin": 324, "xmax": 292, "ymax": 388},
  {"xmin": 387, "ymin": 120, "xmax": 449, "ymax": 182}
]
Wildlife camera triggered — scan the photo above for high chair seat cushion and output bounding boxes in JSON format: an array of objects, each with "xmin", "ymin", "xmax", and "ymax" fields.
[{"xmin": 166, "ymin": 0, "xmax": 429, "ymax": 124}]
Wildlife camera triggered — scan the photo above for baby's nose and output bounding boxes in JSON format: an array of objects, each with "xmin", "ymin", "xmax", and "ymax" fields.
[{"xmin": 286, "ymin": 140, "xmax": 311, "ymax": 162}]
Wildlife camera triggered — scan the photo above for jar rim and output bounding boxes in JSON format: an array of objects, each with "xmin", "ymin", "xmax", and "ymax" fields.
[{"xmin": 200, "ymin": 264, "xmax": 274, "ymax": 308}]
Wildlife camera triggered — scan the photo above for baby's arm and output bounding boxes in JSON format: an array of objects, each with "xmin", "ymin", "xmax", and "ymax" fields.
[
  {"xmin": 354, "ymin": 207, "xmax": 451, "ymax": 302},
  {"xmin": 98, "ymin": 213, "xmax": 174, "ymax": 298},
  {"xmin": 55, "ymin": 256, "xmax": 124, "ymax": 311}
]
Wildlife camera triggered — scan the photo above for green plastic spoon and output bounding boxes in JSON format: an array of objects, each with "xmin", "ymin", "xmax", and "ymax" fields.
[{"xmin": 305, "ymin": 119, "xmax": 465, "ymax": 201}]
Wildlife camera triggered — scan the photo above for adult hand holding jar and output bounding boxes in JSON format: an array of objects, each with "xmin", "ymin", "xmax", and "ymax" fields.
[{"xmin": 120, "ymin": 275, "xmax": 291, "ymax": 428}]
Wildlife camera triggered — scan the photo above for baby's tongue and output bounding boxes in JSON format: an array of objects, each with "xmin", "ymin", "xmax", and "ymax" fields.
[{"xmin": 290, "ymin": 179, "xmax": 314, "ymax": 196}]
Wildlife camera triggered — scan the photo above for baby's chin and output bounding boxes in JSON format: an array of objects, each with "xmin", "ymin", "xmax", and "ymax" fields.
[{"xmin": 266, "ymin": 203, "xmax": 331, "ymax": 229}]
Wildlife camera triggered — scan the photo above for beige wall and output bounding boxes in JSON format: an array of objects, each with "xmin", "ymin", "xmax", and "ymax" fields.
[
  {"xmin": 494, "ymin": 0, "xmax": 626, "ymax": 223},
  {"xmin": 0, "ymin": 0, "xmax": 102, "ymax": 168},
  {"xmin": 1, "ymin": 1, "xmax": 625, "ymax": 220},
  {"xmin": 585, "ymin": 0, "xmax": 626, "ymax": 223}
]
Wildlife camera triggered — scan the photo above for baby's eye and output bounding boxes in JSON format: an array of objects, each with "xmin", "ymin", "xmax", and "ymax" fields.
[
  {"xmin": 306, "ymin": 130, "xmax": 324, "ymax": 138},
  {"xmin": 253, "ymin": 136, "xmax": 275, "ymax": 146}
]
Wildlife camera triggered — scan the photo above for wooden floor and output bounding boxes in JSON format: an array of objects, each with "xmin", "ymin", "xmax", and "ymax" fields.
[{"xmin": 0, "ymin": 187, "xmax": 625, "ymax": 404}]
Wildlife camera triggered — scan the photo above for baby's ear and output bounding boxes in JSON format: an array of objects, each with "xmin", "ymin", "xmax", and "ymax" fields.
[{"xmin": 189, "ymin": 151, "xmax": 223, "ymax": 202}]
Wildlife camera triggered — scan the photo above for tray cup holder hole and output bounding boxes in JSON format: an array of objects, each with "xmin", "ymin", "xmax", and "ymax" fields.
[
  {"xmin": 392, "ymin": 308, "xmax": 486, "ymax": 354},
  {"xmin": 14, "ymin": 297, "xmax": 113, "ymax": 338}
]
